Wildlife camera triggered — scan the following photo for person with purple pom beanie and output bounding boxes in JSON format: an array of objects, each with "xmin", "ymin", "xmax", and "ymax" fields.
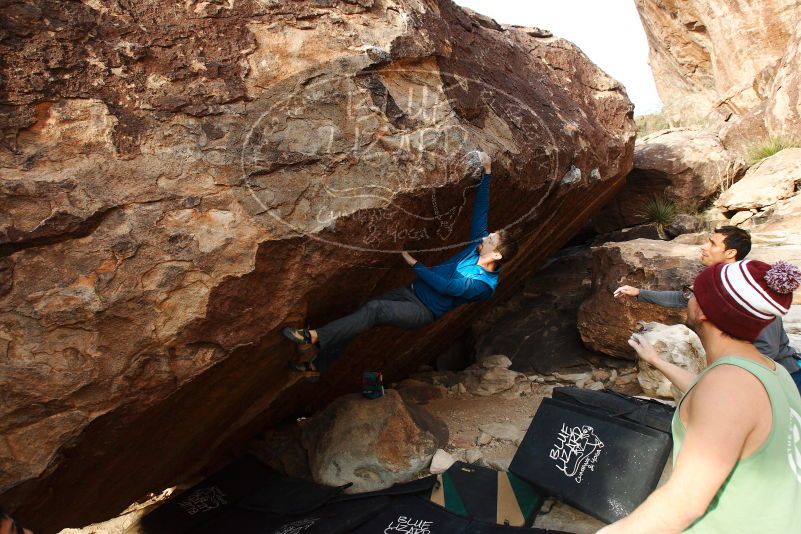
[{"xmin": 599, "ymin": 259, "xmax": 801, "ymax": 534}]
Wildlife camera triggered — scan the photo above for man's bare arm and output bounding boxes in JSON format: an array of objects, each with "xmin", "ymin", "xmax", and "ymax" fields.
[
  {"xmin": 629, "ymin": 333, "xmax": 697, "ymax": 392},
  {"xmin": 597, "ymin": 365, "xmax": 763, "ymax": 533}
]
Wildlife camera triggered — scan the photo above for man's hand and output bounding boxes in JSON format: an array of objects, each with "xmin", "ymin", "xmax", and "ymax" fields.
[
  {"xmin": 477, "ymin": 151, "xmax": 491, "ymax": 174},
  {"xmin": 401, "ymin": 251, "xmax": 418, "ymax": 267},
  {"xmin": 628, "ymin": 333, "xmax": 661, "ymax": 366},
  {"xmin": 614, "ymin": 285, "xmax": 640, "ymax": 298}
]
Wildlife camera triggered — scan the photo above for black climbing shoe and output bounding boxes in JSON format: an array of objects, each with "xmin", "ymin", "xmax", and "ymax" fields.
[{"xmin": 282, "ymin": 326, "xmax": 312, "ymax": 345}]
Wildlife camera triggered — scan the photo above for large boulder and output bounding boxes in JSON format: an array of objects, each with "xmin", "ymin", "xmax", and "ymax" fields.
[
  {"xmin": 577, "ymin": 237, "xmax": 801, "ymax": 359},
  {"xmin": 595, "ymin": 127, "xmax": 745, "ymax": 232},
  {"xmin": 636, "ymin": 322, "xmax": 706, "ymax": 400},
  {"xmin": 0, "ymin": 1, "xmax": 636, "ymax": 529},
  {"xmin": 634, "ymin": 0, "xmax": 801, "ymax": 120},
  {"xmin": 715, "ymin": 148, "xmax": 801, "ymax": 213},
  {"xmin": 301, "ymin": 390, "xmax": 446, "ymax": 492},
  {"xmin": 471, "ymin": 246, "xmax": 596, "ymax": 374},
  {"xmin": 577, "ymin": 239, "xmax": 700, "ymax": 359}
]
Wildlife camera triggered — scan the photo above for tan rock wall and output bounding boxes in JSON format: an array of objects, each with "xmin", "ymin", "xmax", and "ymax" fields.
[
  {"xmin": 635, "ymin": 0, "xmax": 801, "ymax": 119},
  {"xmin": 0, "ymin": 1, "xmax": 635, "ymax": 530}
]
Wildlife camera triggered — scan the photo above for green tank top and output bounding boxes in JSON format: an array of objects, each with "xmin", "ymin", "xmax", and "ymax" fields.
[{"xmin": 672, "ymin": 356, "xmax": 801, "ymax": 533}]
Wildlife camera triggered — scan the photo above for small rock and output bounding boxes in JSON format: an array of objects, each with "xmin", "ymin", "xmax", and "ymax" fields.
[
  {"xmin": 479, "ymin": 423, "xmax": 524, "ymax": 445},
  {"xmin": 538, "ymin": 385, "xmax": 556, "ymax": 397},
  {"xmin": 465, "ymin": 448, "xmax": 483, "ymax": 464},
  {"xmin": 479, "ymin": 354, "xmax": 513, "ymax": 369},
  {"xmin": 543, "ymin": 375, "xmax": 559, "ymax": 383},
  {"xmin": 607, "ymin": 369, "xmax": 618, "ymax": 384},
  {"xmin": 592, "ymin": 369, "xmax": 611, "ymax": 382},
  {"xmin": 485, "ymin": 458, "xmax": 511, "ymax": 472},
  {"xmin": 429, "ymin": 449, "xmax": 456, "ymax": 474},
  {"xmin": 575, "ymin": 378, "xmax": 590, "ymax": 389},
  {"xmin": 466, "ymin": 367, "xmax": 519, "ymax": 396},
  {"xmin": 586, "ymin": 381, "xmax": 605, "ymax": 391},
  {"xmin": 451, "ymin": 437, "xmax": 474, "ymax": 449},
  {"xmin": 729, "ymin": 210, "xmax": 754, "ymax": 226},
  {"xmin": 457, "ymin": 383, "xmax": 467, "ymax": 394},
  {"xmin": 614, "ymin": 374, "xmax": 638, "ymax": 386},
  {"xmin": 476, "ymin": 432, "xmax": 492, "ymax": 446},
  {"xmin": 553, "ymin": 371, "xmax": 592, "ymax": 382}
]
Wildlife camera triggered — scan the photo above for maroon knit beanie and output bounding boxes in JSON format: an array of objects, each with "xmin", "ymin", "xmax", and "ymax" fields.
[{"xmin": 693, "ymin": 260, "xmax": 801, "ymax": 341}]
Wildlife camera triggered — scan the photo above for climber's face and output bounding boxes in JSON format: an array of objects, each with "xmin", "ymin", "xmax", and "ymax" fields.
[{"xmin": 479, "ymin": 232, "xmax": 501, "ymax": 256}]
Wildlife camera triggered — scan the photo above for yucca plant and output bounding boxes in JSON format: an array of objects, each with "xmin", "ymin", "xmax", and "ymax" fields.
[
  {"xmin": 640, "ymin": 196, "xmax": 678, "ymax": 233},
  {"xmin": 746, "ymin": 137, "xmax": 800, "ymax": 165}
]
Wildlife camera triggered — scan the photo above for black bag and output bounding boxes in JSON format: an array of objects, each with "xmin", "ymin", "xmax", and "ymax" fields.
[
  {"xmin": 192, "ymin": 496, "xmax": 392, "ymax": 534},
  {"xmin": 141, "ymin": 455, "xmax": 277, "ymax": 534},
  {"xmin": 469, "ymin": 522, "xmax": 575, "ymax": 534},
  {"xmin": 552, "ymin": 387, "xmax": 675, "ymax": 433},
  {"xmin": 237, "ymin": 475, "xmax": 349, "ymax": 515},
  {"xmin": 351, "ymin": 496, "xmax": 471, "ymax": 534},
  {"xmin": 509, "ymin": 397, "xmax": 672, "ymax": 523},
  {"xmin": 351, "ymin": 496, "xmax": 572, "ymax": 534}
]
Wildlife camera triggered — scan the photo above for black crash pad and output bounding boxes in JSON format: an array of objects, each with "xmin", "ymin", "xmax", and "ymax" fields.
[{"xmin": 509, "ymin": 397, "xmax": 672, "ymax": 524}]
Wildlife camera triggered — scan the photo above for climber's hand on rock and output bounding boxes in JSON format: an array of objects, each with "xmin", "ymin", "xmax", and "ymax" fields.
[
  {"xmin": 401, "ymin": 251, "xmax": 418, "ymax": 267},
  {"xmin": 477, "ymin": 151, "xmax": 492, "ymax": 174},
  {"xmin": 628, "ymin": 333, "xmax": 659, "ymax": 365},
  {"xmin": 614, "ymin": 285, "xmax": 640, "ymax": 298}
]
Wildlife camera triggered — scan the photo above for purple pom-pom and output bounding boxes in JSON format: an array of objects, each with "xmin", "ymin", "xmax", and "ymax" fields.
[{"xmin": 765, "ymin": 261, "xmax": 801, "ymax": 294}]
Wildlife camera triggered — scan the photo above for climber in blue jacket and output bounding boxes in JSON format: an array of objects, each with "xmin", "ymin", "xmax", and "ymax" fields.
[{"xmin": 283, "ymin": 152, "xmax": 519, "ymax": 377}]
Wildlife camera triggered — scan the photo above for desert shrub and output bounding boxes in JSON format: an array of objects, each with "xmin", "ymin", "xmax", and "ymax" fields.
[
  {"xmin": 640, "ymin": 196, "xmax": 678, "ymax": 226},
  {"xmin": 746, "ymin": 137, "xmax": 800, "ymax": 165}
]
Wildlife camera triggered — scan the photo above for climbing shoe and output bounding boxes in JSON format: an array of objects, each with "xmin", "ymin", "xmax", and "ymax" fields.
[{"xmin": 282, "ymin": 326, "xmax": 312, "ymax": 345}]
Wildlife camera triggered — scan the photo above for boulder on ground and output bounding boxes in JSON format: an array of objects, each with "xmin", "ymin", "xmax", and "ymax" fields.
[
  {"xmin": 461, "ymin": 367, "xmax": 521, "ymax": 396},
  {"xmin": 478, "ymin": 354, "xmax": 513, "ymax": 369},
  {"xmin": 577, "ymin": 239, "xmax": 700, "ymax": 359},
  {"xmin": 716, "ymin": 148, "xmax": 801, "ymax": 213},
  {"xmin": 478, "ymin": 423, "xmax": 524, "ymax": 445},
  {"xmin": 578, "ymin": 237, "xmax": 801, "ymax": 359},
  {"xmin": 636, "ymin": 322, "xmax": 706, "ymax": 400},
  {"xmin": 595, "ymin": 128, "xmax": 745, "ymax": 232},
  {"xmin": 301, "ymin": 390, "xmax": 447, "ymax": 492}
]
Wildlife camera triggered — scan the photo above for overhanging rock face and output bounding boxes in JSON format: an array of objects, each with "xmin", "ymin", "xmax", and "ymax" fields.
[{"xmin": 0, "ymin": 1, "xmax": 635, "ymax": 530}]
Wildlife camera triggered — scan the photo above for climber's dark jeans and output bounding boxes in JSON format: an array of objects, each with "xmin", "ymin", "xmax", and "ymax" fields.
[{"xmin": 316, "ymin": 285, "xmax": 435, "ymax": 353}]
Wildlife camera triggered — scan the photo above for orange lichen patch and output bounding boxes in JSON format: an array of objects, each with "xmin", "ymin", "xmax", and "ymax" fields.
[
  {"xmin": 95, "ymin": 258, "xmax": 118, "ymax": 274},
  {"xmin": 376, "ymin": 413, "xmax": 424, "ymax": 468},
  {"xmin": 26, "ymin": 101, "xmax": 53, "ymax": 134}
]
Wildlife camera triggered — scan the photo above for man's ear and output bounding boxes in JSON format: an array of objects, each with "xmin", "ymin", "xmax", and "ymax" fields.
[
  {"xmin": 492, "ymin": 251, "xmax": 502, "ymax": 261},
  {"xmin": 723, "ymin": 248, "xmax": 737, "ymax": 261}
]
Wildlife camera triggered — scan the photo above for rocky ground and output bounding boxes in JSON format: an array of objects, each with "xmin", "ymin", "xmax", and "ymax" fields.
[
  {"xmin": 56, "ymin": 354, "xmax": 650, "ymax": 534},
  {"xmin": 405, "ymin": 357, "xmax": 646, "ymax": 534}
]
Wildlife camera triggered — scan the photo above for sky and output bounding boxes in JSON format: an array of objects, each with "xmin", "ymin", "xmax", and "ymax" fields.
[{"xmin": 454, "ymin": 0, "xmax": 663, "ymax": 116}]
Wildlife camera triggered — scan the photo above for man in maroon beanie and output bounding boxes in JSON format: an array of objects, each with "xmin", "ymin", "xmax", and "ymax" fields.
[{"xmin": 599, "ymin": 259, "xmax": 801, "ymax": 534}]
